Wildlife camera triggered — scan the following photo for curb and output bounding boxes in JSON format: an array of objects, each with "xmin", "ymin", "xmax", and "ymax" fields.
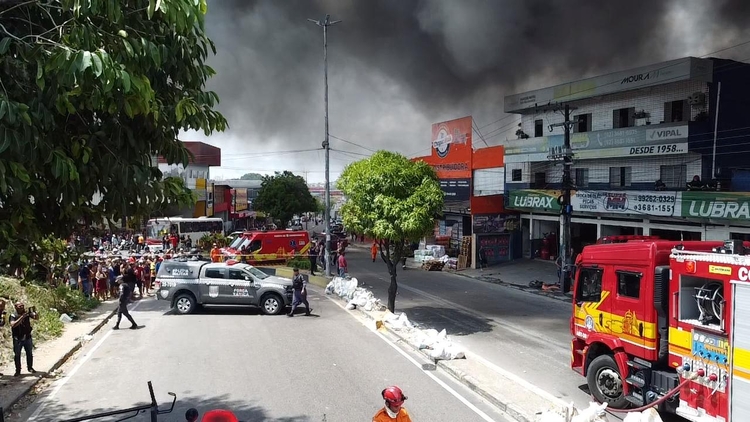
[
  {"xmin": 326, "ymin": 293, "xmax": 531, "ymax": 422},
  {"xmin": 2, "ymin": 305, "xmax": 118, "ymax": 416}
]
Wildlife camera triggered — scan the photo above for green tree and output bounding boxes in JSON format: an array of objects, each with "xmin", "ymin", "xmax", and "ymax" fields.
[
  {"xmin": 240, "ymin": 172, "xmax": 264, "ymax": 180},
  {"xmin": 337, "ymin": 151, "xmax": 443, "ymax": 312},
  {"xmin": 253, "ymin": 171, "xmax": 317, "ymax": 227},
  {"xmin": 0, "ymin": 0, "xmax": 226, "ymax": 270}
]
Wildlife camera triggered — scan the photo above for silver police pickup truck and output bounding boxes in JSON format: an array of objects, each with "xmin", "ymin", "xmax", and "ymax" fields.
[{"xmin": 155, "ymin": 259, "xmax": 294, "ymax": 315}]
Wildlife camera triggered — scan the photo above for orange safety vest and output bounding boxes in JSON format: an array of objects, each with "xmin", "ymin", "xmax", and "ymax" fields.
[
  {"xmin": 372, "ymin": 407, "xmax": 411, "ymax": 422},
  {"xmin": 210, "ymin": 248, "xmax": 221, "ymax": 262}
]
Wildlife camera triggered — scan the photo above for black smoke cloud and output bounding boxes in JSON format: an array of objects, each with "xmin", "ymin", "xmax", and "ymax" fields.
[{"xmin": 197, "ymin": 0, "xmax": 750, "ymax": 177}]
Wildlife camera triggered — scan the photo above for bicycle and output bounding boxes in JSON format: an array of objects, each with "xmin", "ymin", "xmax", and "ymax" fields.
[{"xmin": 59, "ymin": 381, "xmax": 176, "ymax": 422}]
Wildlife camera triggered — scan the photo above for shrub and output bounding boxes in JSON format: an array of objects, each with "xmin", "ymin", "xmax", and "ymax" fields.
[
  {"xmin": 286, "ymin": 257, "xmax": 311, "ymax": 270},
  {"xmin": 0, "ymin": 276, "xmax": 100, "ymax": 366}
]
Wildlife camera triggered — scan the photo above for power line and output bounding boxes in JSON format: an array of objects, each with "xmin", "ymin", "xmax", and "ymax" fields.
[{"xmin": 329, "ymin": 134, "xmax": 377, "ymax": 153}]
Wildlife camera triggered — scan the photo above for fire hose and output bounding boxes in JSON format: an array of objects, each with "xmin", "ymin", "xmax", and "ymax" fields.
[{"xmin": 591, "ymin": 369, "xmax": 702, "ymax": 414}]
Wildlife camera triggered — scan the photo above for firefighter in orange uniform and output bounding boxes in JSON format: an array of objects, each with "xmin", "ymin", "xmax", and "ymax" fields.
[
  {"xmin": 210, "ymin": 243, "xmax": 222, "ymax": 263},
  {"xmin": 372, "ymin": 385, "xmax": 412, "ymax": 422}
]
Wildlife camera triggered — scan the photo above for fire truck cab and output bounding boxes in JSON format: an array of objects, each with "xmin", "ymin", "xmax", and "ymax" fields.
[{"xmin": 570, "ymin": 239, "xmax": 750, "ymax": 421}]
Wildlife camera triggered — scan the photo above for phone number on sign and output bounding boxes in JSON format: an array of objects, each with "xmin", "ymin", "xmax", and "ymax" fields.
[
  {"xmin": 635, "ymin": 195, "xmax": 676, "ymax": 203},
  {"xmin": 633, "ymin": 204, "xmax": 674, "ymax": 213}
]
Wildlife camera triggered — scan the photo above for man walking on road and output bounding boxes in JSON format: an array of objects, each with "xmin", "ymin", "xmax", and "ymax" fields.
[
  {"xmin": 287, "ymin": 268, "xmax": 311, "ymax": 317},
  {"xmin": 10, "ymin": 301, "xmax": 38, "ymax": 376},
  {"xmin": 371, "ymin": 241, "xmax": 378, "ymax": 262},
  {"xmin": 114, "ymin": 273, "xmax": 138, "ymax": 330}
]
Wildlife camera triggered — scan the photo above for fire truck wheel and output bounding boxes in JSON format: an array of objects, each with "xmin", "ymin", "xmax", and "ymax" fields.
[{"xmin": 587, "ymin": 354, "xmax": 628, "ymax": 408}]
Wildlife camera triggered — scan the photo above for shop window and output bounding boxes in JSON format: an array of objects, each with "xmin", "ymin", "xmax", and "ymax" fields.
[
  {"xmin": 664, "ymin": 100, "xmax": 689, "ymax": 123},
  {"xmin": 613, "ymin": 107, "xmax": 635, "ymax": 128},
  {"xmin": 609, "ymin": 167, "xmax": 632, "ymax": 188},
  {"xmin": 616, "ymin": 271, "xmax": 641, "ymax": 299},
  {"xmin": 511, "ymin": 168, "xmax": 522, "ymax": 182},
  {"xmin": 575, "ymin": 168, "xmax": 589, "ymax": 188},
  {"xmin": 534, "ymin": 120, "xmax": 544, "ymax": 137},
  {"xmin": 659, "ymin": 164, "xmax": 686, "ymax": 188},
  {"xmin": 575, "ymin": 114, "xmax": 592, "ymax": 133},
  {"xmin": 575, "ymin": 267, "xmax": 603, "ymax": 303}
]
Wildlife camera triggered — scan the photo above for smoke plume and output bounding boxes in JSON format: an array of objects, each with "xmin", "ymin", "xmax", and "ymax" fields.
[{"xmin": 191, "ymin": 0, "xmax": 750, "ymax": 180}]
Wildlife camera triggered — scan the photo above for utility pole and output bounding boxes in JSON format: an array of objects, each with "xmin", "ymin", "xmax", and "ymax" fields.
[
  {"xmin": 308, "ymin": 14, "xmax": 341, "ymax": 277},
  {"xmin": 547, "ymin": 104, "xmax": 575, "ymax": 292}
]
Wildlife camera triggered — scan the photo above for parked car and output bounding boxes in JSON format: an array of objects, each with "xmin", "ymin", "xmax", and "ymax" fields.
[{"xmin": 154, "ymin": 259, "xmax": 294, "ymax": 315}]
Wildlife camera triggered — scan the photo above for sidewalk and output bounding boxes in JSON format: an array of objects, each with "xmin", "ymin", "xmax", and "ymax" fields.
[
  {"xmin": 0, "ymin": 299, "xmax": 119, "ymax": 417},
  {"xmin": 452, "ymin": 258, "xmax": 573, "ymax": 302}
]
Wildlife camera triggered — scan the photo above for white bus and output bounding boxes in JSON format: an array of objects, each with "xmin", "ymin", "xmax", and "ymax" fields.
[{"xmin": 145, "ymin": 217, "xmax": 224, "ymax": 252}]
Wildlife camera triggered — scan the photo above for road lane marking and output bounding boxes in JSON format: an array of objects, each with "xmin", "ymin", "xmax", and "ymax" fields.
[
  {"xmin": 28, "ymin": 300, "xmax": 144, "ymax": 421},
  {"xmin": 323, "ymin": 294, "xmax": 499, "ymax": 422}
]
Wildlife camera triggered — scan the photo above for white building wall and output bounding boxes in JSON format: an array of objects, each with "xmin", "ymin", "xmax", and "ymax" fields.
[
  {"xmin": 519, "ymin": 79, "xmax": 709, "ymax": 137},
  {"xmin": 506, "ymin": 154, "xmax": 702, "ymax": 186},
  {"xmin": 158, "ymin": 163, "xmax": 209, "ymax": 190}
]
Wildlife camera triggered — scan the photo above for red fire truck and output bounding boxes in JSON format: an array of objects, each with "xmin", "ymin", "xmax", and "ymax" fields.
[{"xmin": 570, "ymin": 239, "xmax": 750, "ymax": 421}]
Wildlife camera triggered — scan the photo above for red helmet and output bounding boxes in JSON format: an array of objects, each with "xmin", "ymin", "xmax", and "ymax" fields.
[
  {"xmin": 201, "ymin": 409, "xmax": 238, "ymax": 422},
  {"xmin": 382, "ymin": 385, "xmax": 407, "ymax": 407}
]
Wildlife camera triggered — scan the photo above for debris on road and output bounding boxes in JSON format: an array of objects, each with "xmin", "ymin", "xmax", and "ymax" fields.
[{"xmin": 325, "ymin": 276, "xmax": 466, "ymax": 360}]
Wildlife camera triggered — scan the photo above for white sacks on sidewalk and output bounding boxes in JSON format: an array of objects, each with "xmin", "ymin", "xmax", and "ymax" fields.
[
  {"xmin": 325, "ymin": 277, "xmax": 384, "ymax": 312},
  {"xmin": 622, "ymin": 409, "xmax": 663, "ymax": 422},
  {"xmin": 536, "ymin": 402, "xmax": 610, "ymax": 422},
  {"xmin": 412, "ymin": 328, "xmax": 466, "ymax": 360},
  {"xmin": 535, "ymin": 402, "xmax": 664, "ymax": 422}
]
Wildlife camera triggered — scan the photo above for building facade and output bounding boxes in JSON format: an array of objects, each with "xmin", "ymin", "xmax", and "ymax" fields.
[
  {"xmin": 156, "ymin": 141, "xmax": 221, "ymax": 218},
  {"xmin": 414, "ymin": 116, "xmax": 521, "ymax": 268},
  {"xmin": 503, "ymin": 57, "xmax": 750, "ymax": 258}
]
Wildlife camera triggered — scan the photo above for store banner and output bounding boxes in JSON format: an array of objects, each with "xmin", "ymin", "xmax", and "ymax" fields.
[
  {"xmin": 572, "ymin": 190, "xmax": 678, "ymax": 217},
  {"xmin": 440, "ymin": 178, "xmax": 471, "ymax": 201},
  {"xmin": 473, "ymin": 214, "xmax": 520, "ymax": 234},
  {"xmin": 508, "ymin": 189, "xmax": 679, "ymax": 217},
  {"xmin": 681, "ymin": 191, "xmax": 750, "ymax": 221},
  {"xmin": 431, "ymin": 116, "xmax": 473, "ymax": 179}
]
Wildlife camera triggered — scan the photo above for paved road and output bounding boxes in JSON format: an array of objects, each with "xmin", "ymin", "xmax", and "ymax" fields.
[
  {"xmin": 343, "ymin": 247, "xmax": 683, "ymax": 421},
  {"xmin": 13, "ymin": 287, "xmax": 509, "ymax": 421}
]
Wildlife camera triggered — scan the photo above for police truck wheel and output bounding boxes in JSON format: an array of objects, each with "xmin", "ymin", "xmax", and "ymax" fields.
[
  {"xmin": 174, "ymin": 293, "xmax": 196, "ymax": 315},
  {"xmin": 261, "ymin": 294, "xmax": 284, "ymax": 315},
  {"xmin": 587, "ymin": 355, "xmax": 628, "ymax": 409}
]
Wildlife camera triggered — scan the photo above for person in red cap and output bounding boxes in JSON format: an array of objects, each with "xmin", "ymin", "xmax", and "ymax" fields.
[
  {"xmin": 201, "ymin": 409, "xmax": 238, "ymax": 422},
  {"xmin": 372, "ymin": 385, "xmax": 411, "ymax": 421}
]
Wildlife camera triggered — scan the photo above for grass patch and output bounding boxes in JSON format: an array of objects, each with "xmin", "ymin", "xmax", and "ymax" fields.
[
  {"xmin": 286, "ymin": 257, "xmax": 311, "ymax": 270},
  {"xmin": 0, "ymin": 276, "xmax": 99, "ymax": 367}
]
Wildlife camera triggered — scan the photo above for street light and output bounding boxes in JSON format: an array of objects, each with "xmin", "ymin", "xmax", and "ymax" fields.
[{"xmin": 308, "ymin": 14, "xmax": 341, "ymax": 277}]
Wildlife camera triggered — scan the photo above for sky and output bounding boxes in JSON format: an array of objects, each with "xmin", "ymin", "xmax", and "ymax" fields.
[{"xmin": 183, "ymin": 0, "xmax": 750, "ymax": 183}]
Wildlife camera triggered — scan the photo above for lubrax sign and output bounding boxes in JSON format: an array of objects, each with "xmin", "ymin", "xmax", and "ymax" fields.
[
  {"xmin": 508, "ymin": 190, "xmax": 750, "ymax": 222},
  {"xmin": 513, "ymin": 194, "xmax": 556, "ymax": 210}
]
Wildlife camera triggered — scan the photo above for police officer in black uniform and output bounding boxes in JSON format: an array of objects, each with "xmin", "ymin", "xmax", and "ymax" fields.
[{"xmin": 114, "ymin": 269, "xmax": 139, "ymax": 330}]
